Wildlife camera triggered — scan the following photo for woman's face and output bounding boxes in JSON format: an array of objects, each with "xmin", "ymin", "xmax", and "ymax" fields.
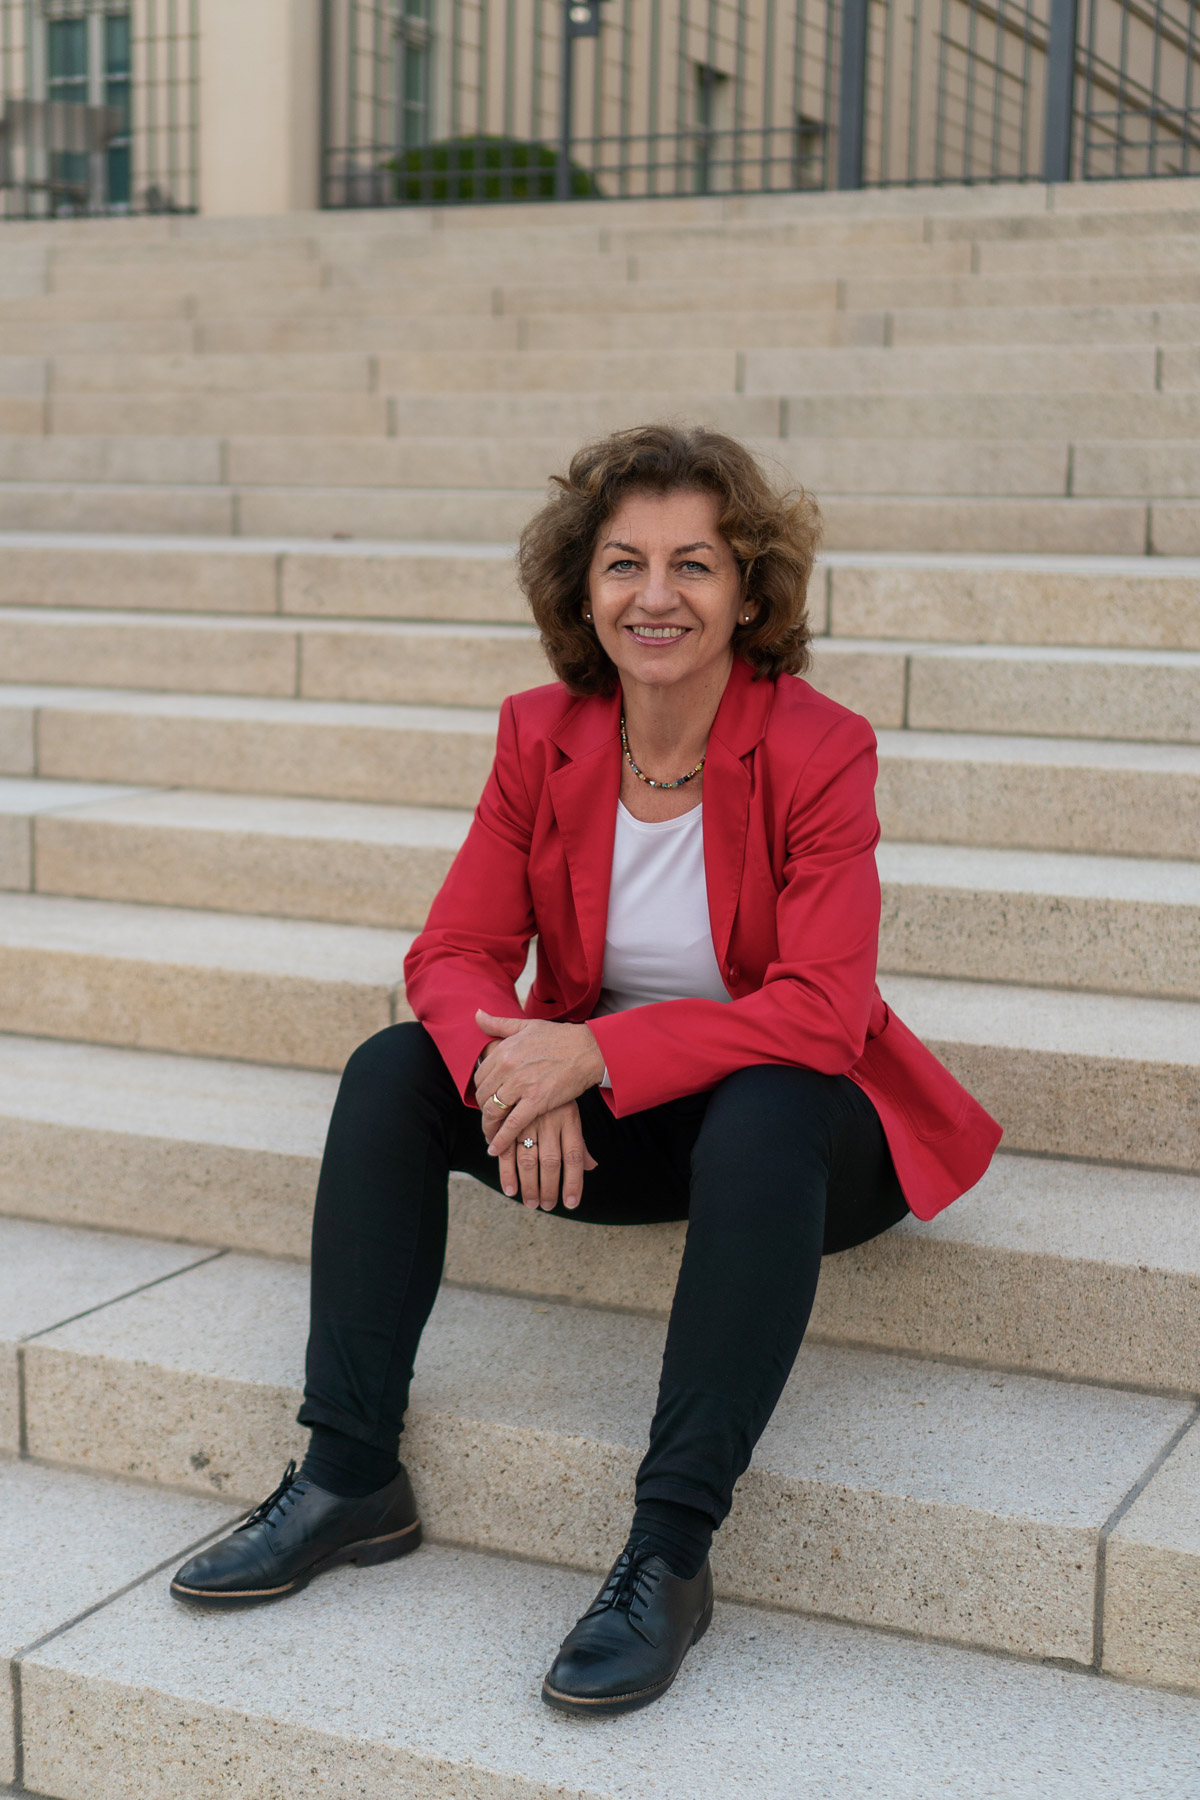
[{"xmin": 586, "ymin": 488, "xmax": 748, "ymax": 701}]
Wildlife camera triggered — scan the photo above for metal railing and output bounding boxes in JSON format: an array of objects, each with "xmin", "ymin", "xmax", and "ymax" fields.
[
  {"xmin": 0, "ymin": 0, "xmax": 198, "ymax": 218},
  {"xmin": 320, "ymin": 0, "xmax": 1200, "ymax": 207}
]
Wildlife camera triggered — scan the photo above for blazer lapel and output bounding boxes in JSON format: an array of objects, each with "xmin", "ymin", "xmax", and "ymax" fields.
[
  {"xmin": 547, "ymin": 689, "xmax": 621, "ymax": 990},
  {"xmin": 704, "ymin": 660, "xmax": 775, "ymax": 973}
]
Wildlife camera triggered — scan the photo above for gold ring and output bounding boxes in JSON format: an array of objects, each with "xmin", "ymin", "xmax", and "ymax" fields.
[{"xmin": 490, "ymin": 1092, "xmax": 513, "ymax": 1112}]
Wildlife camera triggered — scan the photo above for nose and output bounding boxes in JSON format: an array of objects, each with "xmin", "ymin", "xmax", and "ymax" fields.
[{"xmin": 637, "ymin": 560, "xmax": 680, "ymax": 614}]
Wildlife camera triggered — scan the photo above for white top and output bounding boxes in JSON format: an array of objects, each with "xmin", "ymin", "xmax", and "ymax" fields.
[{"xmin": 592, "ymin": 801, "xmax": 731, "ymax": 1027}]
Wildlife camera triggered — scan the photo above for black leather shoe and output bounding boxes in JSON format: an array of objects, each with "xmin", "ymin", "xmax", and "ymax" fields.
[
  {"xmin": 542, "ymin": 1544, "xmax": 713, "ymax": 1715},
  {"xmin": 170, "ymin": 1460, "xmax": 421, "ymax": 1608}
]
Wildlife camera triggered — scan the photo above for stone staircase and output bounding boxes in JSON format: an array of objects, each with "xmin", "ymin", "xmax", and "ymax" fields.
[{"xmin": 2, "ymin": 178, "xmax": 1200, "ymax": 1796}]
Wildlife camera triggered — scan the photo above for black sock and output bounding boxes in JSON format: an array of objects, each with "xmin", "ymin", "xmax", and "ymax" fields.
[
  {"xmin": 299, "ymin": 1423, "xmax": 401, "ymax": 1499},
  {"xmin": 628, "ymin": 1497, "xmax": 714, "ymax": 1580}
]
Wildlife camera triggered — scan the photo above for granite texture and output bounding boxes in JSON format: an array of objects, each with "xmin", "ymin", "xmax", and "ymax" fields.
[
  {"xmin": 0, "ymin": 892, "xmax": 413, "ymax": 1070},
  {"xmin": 827, "ymin": 554, "xmax": 1200, "ymax": 650},
  {"xmin": 32, "ymin": 686, "xmax": 499, "ymax": 808},
  {"xmin": 22, "ymin": 1260, "xmax": 1190, "ymax": 1660},
  {"xmin": 1104, "ymin": 1419, "xmax": 1200, "ymax": 1693},
  {"xmin": 0, "ymin": 1457, "xmax": 234, "ymax": 1785},
  {"xmin": 0, "ymin": 536, "xmax": 279, "ymax": 614},
  {"xmin": 22, "ymin": 1541, "xmax": 1200, "ymax": 1800},
  {"xmin": 33, "ymin": 788, "xmax": 470, "ymax": 929},
  {"xmin": 0, "ymin": 1215, "xmax": 211, "ymax": 1452}
]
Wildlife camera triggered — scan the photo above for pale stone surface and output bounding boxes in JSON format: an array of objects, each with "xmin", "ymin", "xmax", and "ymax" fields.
[
  {"xmin": 29, "ymin": 685, "xmax": 500, "ymax": 808},
  {"xmin": 21, "ymin": 1541, "xmax": 1200, "ymax": 1800},
  {"xmin": 50, "ymin": 392, "xmax": 389, "ymax": 437},
  {"xmin": 299, "ymin": 618, "xmax": 548, "ymax": 705},
  {"xmin": 0, "ymin": 533, "xmax": 279, "ymax": 614},
  {"xmin": 876, "ymin": 728, "xmax": 1200, "ymax": 857},
  {"xmin": 750, "ymin": 344, "xmax": 1157, "ymax": 395},
  {"xmin": 878, "ymin": 841, "xmax": 1200, "ymax": 999},
  {"xmin": 819, "ymin": 496, "xmax": 1147, "ymax": 556},
  {"xmin": 827, "ymin": 552, "xmax": 1200, "ymax": 649},
  {"xmin": 0, "ymin": 606, "xmax": 300, "ymax": 696},
  {"xmin": 886, "ymin": 972, "xmax": 1200, "ymax": 1170},
  {"xmin": 0, "ymin": 482, "xmax": 236, "ymax": 536},
  {"xmin": 1105, "ymin": 1422, "xmax": 1200, "ymax": 1693},
  {"xmin": 383, "ymin": 389, "xmax": 779, "ymax": 438},
  {"xmin": 788, "ymin": 389, "xmax": 1197, "ymax": 439},
  {"xmin": 227, "ymin": 431, "xmax": 575, "ymax": 489},
  {"xmin": 280, "ymin": 541, "xmax": 524, "ymax": 622},
  {"xmin": 905, "ymin": 643, "xmax": 1200, "ymax": 743},
  {"xmin": 0, "ymin": 432, "xmax": 220, "ymax": 481},
  {"xmin": 23, "ymin": 1259, "xmax": 1188, "ymax": 1659},
  {"xmin": 1152, "ymin": 502, "xmax": 1200, "ymax": 557},
  {"xmin": 51, "ymin": 351, "xmax": 373, "ymax": 394},
  {"xmin": 0, "ymin": 1216, "xmax": 211, "ymax": 1452},
  {"xmin": 238, "ymin": 483, "xmax": 542, "ymax": 544},
  {"xmin": 0, "ymin": 1034, "xmax": 332, "ymax": 1255},
  {"xmin": 376, "ymin": 347, "xmax": 739, "ymax": 394},
  {"xmin": 0, "ymin": 891, "xmax": 413, "ymax": 1069},
  {"xmin": 34, "ymin": 787, "xmax": 471, "ymax": 927},
  {"xmin": 775, "ymin": 436, "xmax": 1069, "ymax": 496},
  {"xmin": 0, "ymin": 702, "xmax": 34, "ymax": 776},
  {"xmin": 1075, "ymin": 441, "xmax": 1200, "ymax": 499},
  {"xmin": 0, "ymin": 1458, "xmax": 233, "ymax": 1786}
]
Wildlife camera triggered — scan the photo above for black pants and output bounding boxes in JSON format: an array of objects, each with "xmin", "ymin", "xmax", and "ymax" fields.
[{"xmin": 300, "ymin": 1022, "xmax": 908, "ymax": 1529}]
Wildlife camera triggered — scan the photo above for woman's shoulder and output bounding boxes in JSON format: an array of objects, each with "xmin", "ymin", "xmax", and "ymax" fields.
[{"xmin": 764, "ymin": 671, "xmax": 877, "ymax": 757}]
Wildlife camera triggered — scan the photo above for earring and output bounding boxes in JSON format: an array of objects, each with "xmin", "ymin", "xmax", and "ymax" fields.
[{"xmin": 584, "ymin": 611, "xmax": 592, "ymax": 621}]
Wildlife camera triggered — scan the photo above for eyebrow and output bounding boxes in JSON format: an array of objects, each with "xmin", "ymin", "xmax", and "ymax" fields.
[{"xmin": 600, "ymin": 540, "xmax": 715, "ymax": 555}]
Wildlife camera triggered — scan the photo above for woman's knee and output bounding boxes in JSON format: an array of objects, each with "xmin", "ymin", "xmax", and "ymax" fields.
[{"xmin": 340, "ymin": 1021, "xmax": 449, "ymax": 1097}]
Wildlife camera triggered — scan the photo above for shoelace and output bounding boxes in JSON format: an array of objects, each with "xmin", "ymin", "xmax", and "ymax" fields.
[
  {"xmin": 587, "ymin": 1545, "xmax": 662, "ymax": 1627},
  {"xmin": 235, "ymin": 1459, "xmax": 311, "ymax": 1534}
]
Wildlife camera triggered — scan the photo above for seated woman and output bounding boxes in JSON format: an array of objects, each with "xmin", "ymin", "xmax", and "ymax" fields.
[{"xmin": 171, "ymin": 424, "xmax": 1001, "ymax": 1715}]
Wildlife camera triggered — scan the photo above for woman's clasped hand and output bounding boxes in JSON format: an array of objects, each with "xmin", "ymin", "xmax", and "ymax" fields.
[{"xmin": 473, "ymin": 1006, "xmax": 605, "ymax": 1210}]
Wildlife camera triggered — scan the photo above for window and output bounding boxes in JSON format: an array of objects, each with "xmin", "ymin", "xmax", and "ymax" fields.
[
  {"xmin": 694, "ymin": 62, "xmax": 730, "ymax": 194},
  {"xmin": 44, "ymin": 8, "xmax": 131, "ymax": 209},
  {"xmin": 398, "ymin": 0, "xmax": 433, "ymax": 151}
]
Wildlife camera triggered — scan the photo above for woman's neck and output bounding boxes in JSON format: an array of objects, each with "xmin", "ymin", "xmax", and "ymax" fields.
[{"xmin": 618, "ymin": 653, "xmax": 733, "ymax": 772}]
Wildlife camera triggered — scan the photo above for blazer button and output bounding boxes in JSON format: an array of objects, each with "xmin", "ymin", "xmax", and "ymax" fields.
[{"xmin": 726, "ymin": 962, "xmax": 740, "ymax": 983}]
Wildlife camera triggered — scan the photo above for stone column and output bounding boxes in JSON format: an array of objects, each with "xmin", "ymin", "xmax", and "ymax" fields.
[{"xmin": 199, "ymin": 0, "xmax": 322, "ymax": 215}]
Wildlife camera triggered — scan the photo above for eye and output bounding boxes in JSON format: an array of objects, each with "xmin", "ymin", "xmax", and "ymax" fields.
[
  {"xmin": 605, "ymin": 558, "xmax": 639, "ymax": 572},
  {"xmin": 678, "ymin": 559, "xmax": 710, "ymax": 573}
]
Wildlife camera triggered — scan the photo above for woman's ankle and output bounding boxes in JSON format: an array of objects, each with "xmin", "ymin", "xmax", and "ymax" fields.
[{"xmin": 299, "ymin": 1422, "xmax": 401, "ymax": 1499}]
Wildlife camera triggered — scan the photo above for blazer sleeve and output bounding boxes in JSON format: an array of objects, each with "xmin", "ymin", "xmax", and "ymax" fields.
[
  {"xmin": 402, "ymin": 695, "xmax": 537, "ymax": 1102},
  {"xmin": 588, "ymin": 711, "xmax": 882, "ymax": 1114}
]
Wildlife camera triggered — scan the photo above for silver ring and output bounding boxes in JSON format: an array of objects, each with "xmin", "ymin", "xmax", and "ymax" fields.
[{"xmin": 521, "ymin": 1136, "xmax": 536, "ymax": 1150}]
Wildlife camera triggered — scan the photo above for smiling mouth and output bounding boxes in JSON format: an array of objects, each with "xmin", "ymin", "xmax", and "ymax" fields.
[{"xmin": 626, "ymin": 625, "xmax": 689, "ymax": 640}]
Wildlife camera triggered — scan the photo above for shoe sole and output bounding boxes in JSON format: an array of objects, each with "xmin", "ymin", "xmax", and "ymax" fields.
[
  {"xmin": 540, "ymin": 1594, "xmax": 714, "ymax": 1716},
  {"xmin": 169, "ymin": 1514, "xmax": 422, "ymax": 1609}
]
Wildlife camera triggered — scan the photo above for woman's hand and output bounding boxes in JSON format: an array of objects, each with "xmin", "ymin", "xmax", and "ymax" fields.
[
  {"xmin": 486, "ymin": 1099, "xmax": 598, "ymax": 1210},
  {"xmin": 474, "ymin": 1009, "xmax": 606, "ymax": 1162}
]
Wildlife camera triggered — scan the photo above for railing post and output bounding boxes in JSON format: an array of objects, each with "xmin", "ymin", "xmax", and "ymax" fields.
[
  {"xmin": 558, "ymin": 0, "xmax": 603, "ymax": 200},
  {"xmin": 1043, "ymin": 0, "xmax": 1079, "ymax": 183},
  {"xmin": 837, "ymin": 0, "xmax": 869, "ymax": 189}
]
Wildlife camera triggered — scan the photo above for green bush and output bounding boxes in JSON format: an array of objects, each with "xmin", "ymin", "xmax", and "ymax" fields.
[{"xmin": 384, "ymin": 135, "xmax": 603, "ymax": 204}]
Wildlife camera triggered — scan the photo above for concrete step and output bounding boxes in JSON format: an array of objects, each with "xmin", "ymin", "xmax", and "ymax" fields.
[
  {"xmin": 10, "ymin": 1232, "xmax": 1192, "ymax": 1666},
  {"xmin": 7, "ymin": 780, "xmax": 1198, "ymax": 1000},
  {"xmin": 19, "ymin": 783, "xmax": 472, "ymax": 930},
  {"xmin": 749, "ymin": 345, "xmax": 1159, "ymax": 395},
  {"xmin": 0, "ymin": 1458, "xmax": 235, "ymax": 1789},
  {"xmin": 0, "ymin": 534, "xmax": 1192, "ymax": 650},
  {"xmin": 0, "ymin": 531, "xmax": 523, "ymax": 621},
  {"xmin": 3, "ymin": 608, "xmax": 1195, "ymax": 747},
  {"xmin": 2, "ymin": 1033, "xmax": 1199, "ymax": 1396},
  {"xmin": 5, "ymin": 685, "xmax": 1197, "ymax": 854},
  {"xmin": 876, "ymin": 842, "xmax": 1200, "ymax": 1002},
  {"xmin": 874, "ymin": 728, "xmax": 1200, "ymax": 859},
  {"xmin": 0, "ymin": 891, "xmax": 413, "ymax": 1071},
  {"xmin": 0, "ymin": 685, "xmax": 501, "ymax": 807},
  {"xmin": 825, "ymin": 551, "xmax": 1200, "ymax": 649},
  {"xmin": 48, "ymin": 391, "xmax": 390, "ymax": 436},
  {"xmin": 889, "ymin": 302, "xmax": 1200, "ymax": 346},
  {"xmin": 783, "ymin": 390, "xmax": 1200, "ymax": 439},
  {"xmin": 886, "ymin": 972, "xmax": 1200, "ymax": 1172},
  {"xmin": 0, "ymin": 479, "xmax": 1156, "ymax": 552},
  {"xmin": 0, "ymin": 434, "xmax": 223, "ymax": 485},
  {"xmin": 17, "ymin": 1531, "xmax": 1200, "ymax": 1798},
  {"xmin": 0, "ymin": 1213, "xmax": 215, "ymax": 1451},
  {"xmin": 845, "ymin": 267, "xmax": 1200, "ymax": 312},
  {"xmin": 0, "ymin": 608, "xmax": 546, "ymax": 704}
]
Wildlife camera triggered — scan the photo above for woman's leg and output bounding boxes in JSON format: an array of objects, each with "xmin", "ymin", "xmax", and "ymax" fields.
[
  {"xmin": 632, "ymin": 1064, "xmax": 907, "ymax": 1566},
  {"xmin": 299, "ymin": 1021, "xmax": 505, "ymax": 1479}
]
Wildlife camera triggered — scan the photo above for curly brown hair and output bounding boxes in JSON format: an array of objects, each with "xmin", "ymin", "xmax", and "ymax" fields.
[{"xmin": 517, "ymin": 422, "xmax": 821, "ymax": 697}]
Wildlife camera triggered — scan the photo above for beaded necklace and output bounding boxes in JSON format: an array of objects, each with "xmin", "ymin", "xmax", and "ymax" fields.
[{"xmin": 620, "ymin": 713, "xmax": 706, "ymax": 791}]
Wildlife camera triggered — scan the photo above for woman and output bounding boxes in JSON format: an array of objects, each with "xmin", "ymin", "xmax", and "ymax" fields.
[{"xmin": 171, "ymin": 424, "xmax": 1001, "ymax": 1716}]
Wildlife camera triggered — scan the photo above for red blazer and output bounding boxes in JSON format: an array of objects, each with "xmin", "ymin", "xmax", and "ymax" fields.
[{"xmin": 404, "ymin": 655, "xmax": 1001, "ymax": 1221}]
